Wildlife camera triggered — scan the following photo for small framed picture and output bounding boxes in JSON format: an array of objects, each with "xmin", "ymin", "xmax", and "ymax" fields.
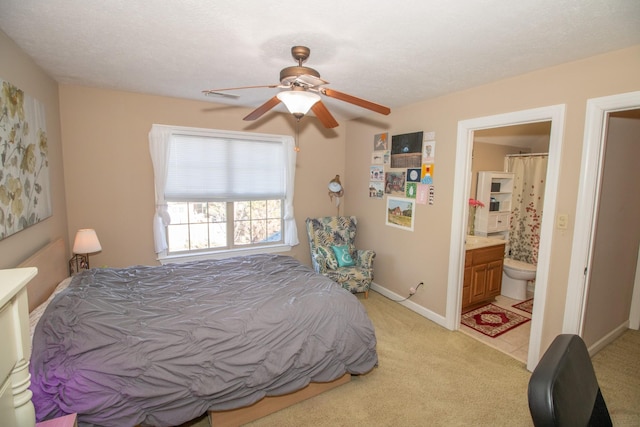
[
  {"xmin": 371, "ymin": 151, "xmax": 385, "ymax": 164},
  {"xmin": 406, "ymin": 182, "xmax": 417, "ymax": 199},
  {"xmin": 386, "ymin": 197, "xmax": 416, "ymax": 231},
  {"xmin": 407, "ymin": 168, "xmax": 421, "ymax": 182},
  {"xmin": 423, "ymin": 140, "xmax": 436, "ymax": 163},
  {"xmin": 369, "ymin": 181, "xmax": 384, "ymax": 198},
  {"xmin": 370, "ymin": 165, "xmax": 384, "ymax": 181},
  {"xmin": 373, "ymin": 132, "xmax": 389, "ymax": 151},
  {"xmin": 384, "ymin": 171, "xmax": 406, "ymax": 196}
]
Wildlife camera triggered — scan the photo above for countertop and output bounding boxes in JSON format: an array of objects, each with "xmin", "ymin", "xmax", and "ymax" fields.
[{"xmin": 465, "ymin": 235, "xmax": 507, "ymax": 250}]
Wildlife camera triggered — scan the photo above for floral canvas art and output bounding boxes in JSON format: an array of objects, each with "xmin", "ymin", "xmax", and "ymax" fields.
[{"xmin": 0, "ymin": 79, "xmax": 51, "ymax": 240}]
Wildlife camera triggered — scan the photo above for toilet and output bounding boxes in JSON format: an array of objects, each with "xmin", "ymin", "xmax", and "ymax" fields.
[{"xmin": 501, "ymin": 258, "xmax": 537, "ymax": 300}]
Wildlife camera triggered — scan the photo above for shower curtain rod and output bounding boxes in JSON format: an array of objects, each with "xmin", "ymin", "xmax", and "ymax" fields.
[{"xmin": 505, "ymin": 152, "xmax": 548, "ymax": 158}]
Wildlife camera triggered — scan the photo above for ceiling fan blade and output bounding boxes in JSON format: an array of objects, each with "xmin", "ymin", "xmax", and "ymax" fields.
[
  {"xmin": 203, "ymin": 91, "xmax": 240, "ymax": 99},
  {"xmin": 243, "ymin": 96, "xmax": 281, "ymax": 121},
  {"xmin": 311, "ymin": 101, "xmax": 339, "ymax": 128},
  {"xmin": 203, "ymin": 84, "xmax": 282, "ymax": 96},
  {"xmin": 320, "ymin": 88, "xmax": 390, "ymax": 115}
]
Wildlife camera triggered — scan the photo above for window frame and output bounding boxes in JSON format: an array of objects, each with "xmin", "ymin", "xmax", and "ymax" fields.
[{"xmin": 149, "ymin": 124, "xmax": 298, "ymax": 264}]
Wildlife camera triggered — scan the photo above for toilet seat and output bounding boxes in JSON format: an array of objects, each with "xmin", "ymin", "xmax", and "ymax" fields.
[{"xmin": 503, "ymin": 258, "xmax": 536, "ymax": 272}]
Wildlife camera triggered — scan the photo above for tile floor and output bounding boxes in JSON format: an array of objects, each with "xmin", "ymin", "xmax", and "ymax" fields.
[{"xmin": 460, "ymin": 294, "xmax": 533, "ymax": 363}]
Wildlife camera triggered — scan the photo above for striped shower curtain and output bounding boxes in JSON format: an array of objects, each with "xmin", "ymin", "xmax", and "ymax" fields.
[{"xmin": 506, "ymin": 155, "xmax": 548, "ymax": 264}]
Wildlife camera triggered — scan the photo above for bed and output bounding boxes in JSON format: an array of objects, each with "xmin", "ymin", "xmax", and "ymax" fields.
[{"xmin": 21, "ymin": 239, "xmax": 377, "ymax": 427}]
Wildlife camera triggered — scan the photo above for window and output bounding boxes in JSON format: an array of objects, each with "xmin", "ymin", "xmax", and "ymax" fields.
[
  {"xmin": 165, "ymin": 200, "xmax": 283, "ymax": 252},
  {"xmin": 149, "ymin": 125, "xmax": 298, "ymax": 262}
]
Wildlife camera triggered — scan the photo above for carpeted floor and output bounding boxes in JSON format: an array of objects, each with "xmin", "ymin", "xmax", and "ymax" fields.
[
  {"xmin": 183, "ymin": 291, "xmax": 639, "ymax": 426},
  {"xmin": 592, "ymin": 328, "xmax": 640, "ymax": 426},
  {"xmin": 185, "ymin": 291, "xmax": 533, "ymax": 426}
]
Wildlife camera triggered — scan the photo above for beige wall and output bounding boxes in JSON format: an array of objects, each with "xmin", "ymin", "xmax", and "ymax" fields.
[
  {"xmin": 583, "ymin": 115, "xmax": 640, "ymax": 346},
  {"xmin": 344, "ymin": 45, "xmax": 640, "ymax": 356},
  {"xmin": 0, "ymin": 30, "xmax": 69, "ymax": 268},
  {"xmin": 59, "ymin": 85, "xmax": 346, "ymax": 267}
]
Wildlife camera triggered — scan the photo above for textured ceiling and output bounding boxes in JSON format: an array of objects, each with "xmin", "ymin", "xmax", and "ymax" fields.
[{"xmin": 1, "ymin": 0, "xmax": 639, "ymax": 123}]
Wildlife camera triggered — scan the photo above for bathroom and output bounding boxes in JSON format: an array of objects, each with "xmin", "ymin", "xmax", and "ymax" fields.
[{"xmin": 462, "ymin": 121, "xmax": 551, "ymax": 360}]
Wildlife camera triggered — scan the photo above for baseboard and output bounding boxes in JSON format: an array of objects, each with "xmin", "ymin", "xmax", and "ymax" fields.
[
  {"xmin": 587, "ymin": 320, "xmax": 629, "ymax": 356},
  {"xmin": 370, "ymin": 282, "xmax": 448, "ymax": 328}
]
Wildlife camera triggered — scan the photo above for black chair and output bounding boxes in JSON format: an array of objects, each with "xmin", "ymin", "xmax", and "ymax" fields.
[{"xmin": 528, "ymin": 334, "xmax": 612, "ymax": 426}]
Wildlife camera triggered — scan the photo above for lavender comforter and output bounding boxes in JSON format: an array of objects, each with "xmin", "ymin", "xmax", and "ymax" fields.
[{"xmin": 30, "ymin": 254, "xmax": 378, "ymax": 426}]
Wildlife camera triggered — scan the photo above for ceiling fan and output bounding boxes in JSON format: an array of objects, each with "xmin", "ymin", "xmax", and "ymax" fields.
[{"xmin": 202, "ymin": 46, "xmax": 391, "ymax": 128}]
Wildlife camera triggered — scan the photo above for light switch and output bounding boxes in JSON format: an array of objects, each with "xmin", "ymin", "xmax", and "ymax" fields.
[{"xmin": 557, "ymin": 213, "xmax": 569, "ymax": 229}]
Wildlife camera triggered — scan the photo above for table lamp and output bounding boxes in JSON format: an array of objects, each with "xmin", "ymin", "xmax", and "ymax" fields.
[{"xmin": 69, "ymin": 228, "xmax": 102, "ymax": 275}]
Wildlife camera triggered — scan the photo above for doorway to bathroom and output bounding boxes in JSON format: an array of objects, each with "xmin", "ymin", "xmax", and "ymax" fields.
[
  {"xmin": 446, "ymin": 105, "xmax": 566, "ymax": 372},
  {"xmin": 460, "ymin": 122, "xmax": 551, "ymax": 362}
]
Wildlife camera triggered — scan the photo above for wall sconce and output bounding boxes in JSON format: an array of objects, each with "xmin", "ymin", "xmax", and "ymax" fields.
[
  {"xmin": 68, "ymin": 229, "xmax": 102, "ymax": 275},
  {"xmin": 328, "ymin": 175, "xmax": 344, "ymax": 216}
]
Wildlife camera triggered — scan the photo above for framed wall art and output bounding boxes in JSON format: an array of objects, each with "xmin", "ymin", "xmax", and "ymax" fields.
[
  {"xmin": 0, "ymin": 79, "xmax": 52, "ymax": 240},
  {"xmin": 391, "ymin": 131, "xmax": 423, "ymax": 168},
  {"xmin": 384, "ymin": 171, "xmax": 406, "ymax": 196},
  {"xmin": 385, "ymin": 197, "xmax": 415, "ymax": 231}
]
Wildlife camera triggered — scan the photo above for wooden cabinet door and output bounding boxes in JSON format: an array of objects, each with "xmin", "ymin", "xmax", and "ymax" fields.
[
  {"xmin": 462, "ymin": 266, "xmax": 472, "ymax": 310},
  {"xmin": 486, "ymin": 259, "xmax": 504, "ymax": 298},
  {"xmin": 470, "ymin": 263, "xmax": 488, "ymax": 304}
]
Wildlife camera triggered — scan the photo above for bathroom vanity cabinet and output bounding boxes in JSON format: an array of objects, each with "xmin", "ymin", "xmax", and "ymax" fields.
[
  {"xmin": 474, "ymin": 171, "xmax": 514, "ymax": 236},
  {"xmin": 462, "ymin": 243, "xmax": 505, "ymax": 311}
]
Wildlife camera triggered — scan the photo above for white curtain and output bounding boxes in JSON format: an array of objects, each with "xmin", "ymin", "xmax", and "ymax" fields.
[
  {"xmin": 283, "ymin": 136, "xmax": 299, "ymax": 247},
  {"xmin": 148, "ymin": 125, "xmax": 172, "ymax": 253},
  {"xmin": 506, "ymin": 155, "xmax": 548, "ymax": 264}
]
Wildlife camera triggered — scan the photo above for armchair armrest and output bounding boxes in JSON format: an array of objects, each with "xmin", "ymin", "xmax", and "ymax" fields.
[
  {"xmin": 310, "ymin": 251, "xmax": 329, "ymax": 274},
  {"xmin": 356, "ymin": 249, "xmax": 376, "ymax": 269}
]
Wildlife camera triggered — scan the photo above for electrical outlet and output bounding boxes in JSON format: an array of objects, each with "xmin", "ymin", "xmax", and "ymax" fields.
[{"xmin": 557, "ymin": 213, "xmax": 568, "ymax": 229}]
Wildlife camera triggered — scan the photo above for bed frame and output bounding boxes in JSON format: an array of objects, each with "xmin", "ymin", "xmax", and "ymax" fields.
[
  {"xmin": 15, "ymin": 237, "xmax": 351, "ymax": 427},
  {"xmin": 207, "ymin": 373, "xmax": 350, "ymax": 427}
]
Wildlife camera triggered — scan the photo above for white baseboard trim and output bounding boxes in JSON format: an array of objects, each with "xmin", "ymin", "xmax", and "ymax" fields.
[
  {"xmin": 587, "ymin": 321, "xmax": 629, "ymax": 356},
  {"xmin": 370, "ymin": 282, "xmax": 448, "ymax": 329}
]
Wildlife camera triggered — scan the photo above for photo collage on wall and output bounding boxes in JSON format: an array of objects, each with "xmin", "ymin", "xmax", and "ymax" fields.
[{"xmin": 369, "ymin": 131, "xmax": 436, "ymax": 230}]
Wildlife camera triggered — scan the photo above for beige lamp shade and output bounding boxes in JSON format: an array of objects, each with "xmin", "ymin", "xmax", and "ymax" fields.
[{"xmin": 73, "ymin": 229, "xmax": 102, "ymax": 254}]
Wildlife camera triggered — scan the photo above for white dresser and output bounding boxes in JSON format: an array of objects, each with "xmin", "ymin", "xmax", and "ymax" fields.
[{"xmin": 0, "ymin": 267, "xmax": 37, "ymax": 427}]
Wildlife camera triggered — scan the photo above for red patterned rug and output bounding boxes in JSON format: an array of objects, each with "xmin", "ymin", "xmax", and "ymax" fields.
[
  {"xmin": 461, "ymin": 304, "xmax": 530, "ymax": 338},
  {"xmin": 512, "ymin": 298, "xmax": 534, "ymax": 314}
]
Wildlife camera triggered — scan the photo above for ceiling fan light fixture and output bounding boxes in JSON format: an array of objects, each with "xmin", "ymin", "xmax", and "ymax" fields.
[{"xmin": 277, "ymin": 90, "xmax": 321, "ymax": 117}]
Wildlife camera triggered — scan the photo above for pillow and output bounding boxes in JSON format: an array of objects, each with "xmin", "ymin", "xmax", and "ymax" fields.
[
  {"xmin": 317, "ymin": 246, "xmax": 338, "ymax": 269},
  {"xmin": 331, "ymin": 245, "xmax": 355, "ymax": 267}
]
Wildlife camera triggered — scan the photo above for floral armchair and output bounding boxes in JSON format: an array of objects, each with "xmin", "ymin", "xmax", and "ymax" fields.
[{"xmin": 305, "ymin": 216, "xmax": 376, "ymax": 297}]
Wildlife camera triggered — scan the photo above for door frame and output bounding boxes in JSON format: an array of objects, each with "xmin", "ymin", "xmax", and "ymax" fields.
[
  {"xmin": 447, "ymin": 104, "xmax": 566, "ymax": 372},
  {"xmin": 564, "ymin": 91, "xmax": 640, "ymax": 337}
]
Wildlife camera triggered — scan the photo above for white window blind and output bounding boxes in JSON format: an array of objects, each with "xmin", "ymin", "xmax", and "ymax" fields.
[
  {"xmin": 165, "ymin": 134, "xmax": 286, "ymax": 201},
  {"xmin": 149, "ymin": 124, "xmax": 299, "ymax": 256}
]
